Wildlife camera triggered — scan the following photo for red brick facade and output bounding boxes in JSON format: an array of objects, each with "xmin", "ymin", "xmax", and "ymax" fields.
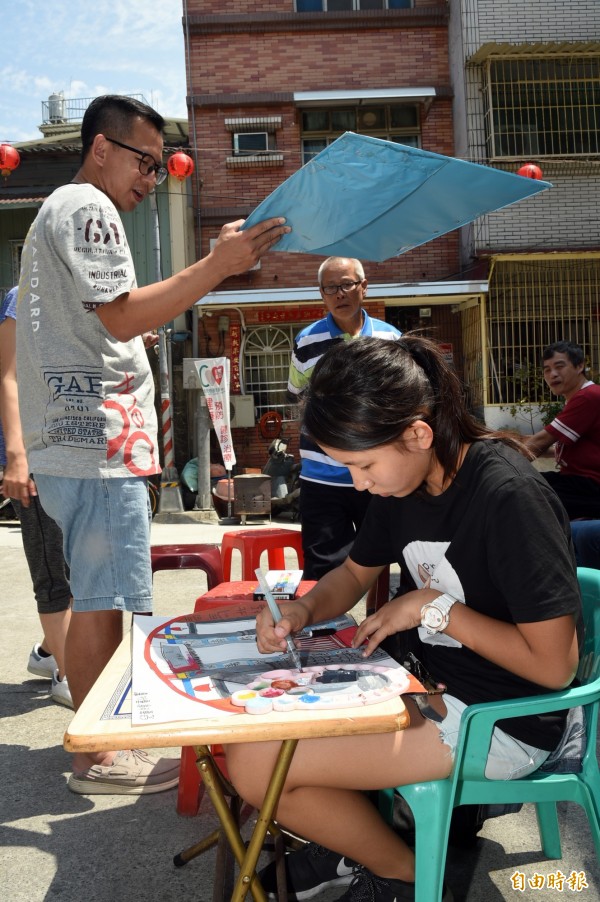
[{"xmin": 181, "ymin": 1, "xmax": 459, "ymax": 471}]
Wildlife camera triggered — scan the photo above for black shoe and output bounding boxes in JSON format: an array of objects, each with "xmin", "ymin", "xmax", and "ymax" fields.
[
  {"xmin": 337, "ymin": 866, "xmax": 454, "ymax": 902},
  {"xmin": 258, "ymin": 842, "xmax": 355, "ymax": 900}
]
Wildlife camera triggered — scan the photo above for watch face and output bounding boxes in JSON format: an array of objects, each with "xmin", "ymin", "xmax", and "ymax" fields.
[{"xmin": 424, "ymin": 606, "xmax": 444, "ymax": 629}]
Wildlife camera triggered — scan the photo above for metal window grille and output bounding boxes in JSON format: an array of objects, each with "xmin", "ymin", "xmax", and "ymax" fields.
[
  {"xmin": 484, "ymin": 57, "xmax": 600, "ymax": 160},
  {"xmin": 243, "ymin": 326, "xmax": 300, "ymax": 421},
  {"xmin": 486, "ymin": 257, "xmax": 600, "ymax": 406}
]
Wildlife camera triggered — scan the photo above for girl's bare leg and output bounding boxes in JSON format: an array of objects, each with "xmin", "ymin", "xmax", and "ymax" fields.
[{"xmin": 225, "ymin": 698, "xmax": 453, "ymax": 882}]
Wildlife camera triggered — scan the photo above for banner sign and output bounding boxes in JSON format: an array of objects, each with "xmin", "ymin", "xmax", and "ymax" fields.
[
  {"xmin": 229, "ymin": 322, "xmax": 242, "ymax": 392},
  {"xmin": 193, "ymin": 357, "xmax": 236, "ymax": 470}
]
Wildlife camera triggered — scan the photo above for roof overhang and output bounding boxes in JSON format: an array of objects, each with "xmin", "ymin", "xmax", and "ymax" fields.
[
  {"xmin": 14, "ymin": 117, "xmax": 189, "ymax": 153},
  {"xmin": 195, "ymin": 280, "xmax": 487, "ymax": 309},
  {"xmin": 468, "ymin": 40, "xmax": 600, "ymax": 64},
  {"xmin": 293, "ymin": 88, "xmax": 437, "ymax": 108}
]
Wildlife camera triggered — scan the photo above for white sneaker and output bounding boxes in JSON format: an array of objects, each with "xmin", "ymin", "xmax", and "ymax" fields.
[
  {"xmin": 51, "ymin": 669, "xmax": 73, "ymax": 709},
  {"xmin": 27, "ymin": 642, "xmax": 57, "ymax": 679}
]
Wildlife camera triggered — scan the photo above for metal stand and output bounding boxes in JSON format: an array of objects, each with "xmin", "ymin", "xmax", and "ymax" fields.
[
  {"xmin": 172, "ymin": 742, "xmax": 298, "ymax": 902},
  {"xmin": 149, "ymin": 191, "xmax": 185, "ymax": 515}
]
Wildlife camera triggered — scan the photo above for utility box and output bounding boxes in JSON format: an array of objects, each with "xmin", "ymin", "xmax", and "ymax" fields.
[
  {"xmin": 233, "ymin": 474, "xmax": 271, "ymax": 523},
  {"xmin": 230, "ymin": 395, "xmax": 256, "ymax": 428}
]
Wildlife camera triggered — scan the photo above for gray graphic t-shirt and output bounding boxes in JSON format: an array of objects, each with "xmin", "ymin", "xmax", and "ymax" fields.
[{"xmin": 16, "ymin": 183, "xmax": 159, "ymax": 478}]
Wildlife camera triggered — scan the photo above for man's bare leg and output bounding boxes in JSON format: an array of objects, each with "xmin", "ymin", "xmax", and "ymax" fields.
[{"xmin": 66, "ymin": 608, "xmax": 123, "ymax": 771}]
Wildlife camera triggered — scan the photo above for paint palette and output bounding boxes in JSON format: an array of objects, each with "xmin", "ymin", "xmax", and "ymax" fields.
[{"xmin": 230, "ymin": 663, "xmax": 410, "ymax": 715}]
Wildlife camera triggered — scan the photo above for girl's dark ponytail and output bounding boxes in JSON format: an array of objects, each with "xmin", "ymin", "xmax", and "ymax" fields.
[{"xmin": 304, "ymin": 333, "xmax": 530, "ymax": 483}]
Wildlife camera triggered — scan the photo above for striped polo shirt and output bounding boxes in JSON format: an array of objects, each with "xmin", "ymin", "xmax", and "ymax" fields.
[{"xmin": 288, "ymin": 310, "xmax": 401, "ymax": 486}]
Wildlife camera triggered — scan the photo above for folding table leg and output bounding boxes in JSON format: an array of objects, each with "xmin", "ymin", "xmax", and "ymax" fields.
[
  {"xmin": 172, "ymin": 742, "xmax": 298, "ymax": 902},
  {"xmin": 231, "ymin": 738, "xmax": 299, "ymax": 902},
  {"xmin": 213, "ymin": 794, "xmax": 243, "ymax": 902},
  {"xmin": 193, "ymin": 745, "xmax": 268, "ymax": 901}
]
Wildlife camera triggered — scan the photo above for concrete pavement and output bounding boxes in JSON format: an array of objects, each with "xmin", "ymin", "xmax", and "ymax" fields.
[{"xmin": 1, "ymin": 511, "xmax": 598, "ymax": 901}]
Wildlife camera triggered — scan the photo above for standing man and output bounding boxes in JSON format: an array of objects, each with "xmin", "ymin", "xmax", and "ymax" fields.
[
  {"xmin": 16, "ymin": 95, "xmax": 288, "ymax": 794},
  {"xmin": 0, "ymin": 286, "xmax": 72, "ymax": 707},
  {"xmin": 288, "ymin": 257, "xmax": 400, "ymax": 579},
  {"xmin": 526, "ymin": 340, "xmax": 600, "ymax": 519}
]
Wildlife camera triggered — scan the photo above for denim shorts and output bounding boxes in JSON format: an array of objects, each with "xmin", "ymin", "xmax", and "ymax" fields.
[
  {"xmin": 34, "ymin": 474, "xmax": 152, "ymax": 613},
  {"xmin": 432, "ymin": 694, "xmax": 551, "ymax": 780}
]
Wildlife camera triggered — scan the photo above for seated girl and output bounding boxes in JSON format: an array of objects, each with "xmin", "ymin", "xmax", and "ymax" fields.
[{"xmin": 225, "ymin": 335, "xmax": 582, "ymax": 902}]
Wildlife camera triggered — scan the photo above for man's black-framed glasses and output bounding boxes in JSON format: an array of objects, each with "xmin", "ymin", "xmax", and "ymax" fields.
[
  {"xmin": 321, "ymin": 280, "xmax": 363, "ymax": 296},
  {"xmin": 105, "ymin": 137, "xmax": 168, "ymax": 185}
]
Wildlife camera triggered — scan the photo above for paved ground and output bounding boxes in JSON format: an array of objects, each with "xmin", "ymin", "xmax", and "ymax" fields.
[{"xmin": 1, "ymin": 509, "xmax": 598, "ymax": 901}]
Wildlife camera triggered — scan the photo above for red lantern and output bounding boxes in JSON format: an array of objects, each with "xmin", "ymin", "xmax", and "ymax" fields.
[
  {"xmin": 516, "ymin": 163, "xmax": 543, "ymax": 180},
  {"xmin": 0, "ymin": 143, "xmax": 20, "ymax": 178},
  {"xmin": 167, "ymin": 152, "xmax": 194, "ymax": 181}
]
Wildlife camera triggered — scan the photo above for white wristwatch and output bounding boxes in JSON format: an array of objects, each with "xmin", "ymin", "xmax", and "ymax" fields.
[{"xmin": 420, "ymin": 593, "xmax": 458, "ymax": 635}]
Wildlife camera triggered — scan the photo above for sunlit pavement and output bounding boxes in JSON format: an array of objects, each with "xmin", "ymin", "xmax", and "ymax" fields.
[{"xmin": 1, "ymin": 510, "xmax": 597, "ymax": 902}]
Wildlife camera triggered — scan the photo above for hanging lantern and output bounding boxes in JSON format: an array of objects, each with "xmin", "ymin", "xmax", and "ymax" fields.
[
  {"xmin": 516, "ymin": 163, "xmax": 543, "ymax": 180},
  {"xmin": 167, "ymin": 151, "xmax": 194, "ymax": 181},
  {"xmin": 0, "ymin": 143, "xmax": 21, "ymax": 178}
]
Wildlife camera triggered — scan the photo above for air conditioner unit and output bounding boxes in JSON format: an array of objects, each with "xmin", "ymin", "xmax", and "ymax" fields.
[
  {"xmin": 233, "ymin": 131, "xmax": 270, "ymax": 154},
  {"xmin": 230, "ymin": 395, "xmax": 256, "ymax": 428}
]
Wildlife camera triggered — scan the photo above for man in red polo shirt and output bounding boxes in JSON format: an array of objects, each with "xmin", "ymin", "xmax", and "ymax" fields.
[{"xmin": 526, "ymin": 340, "xmax": 600, "ymax": 519}]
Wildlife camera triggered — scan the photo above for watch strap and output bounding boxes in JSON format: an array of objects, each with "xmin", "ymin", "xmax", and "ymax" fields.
[{"xmin": 433, "ymin": 593, "xmax": 457, "ymax": 617}]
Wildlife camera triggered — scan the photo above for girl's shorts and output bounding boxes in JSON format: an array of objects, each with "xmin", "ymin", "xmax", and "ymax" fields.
[{"xmin": 431, "ymin": 693, "xmax": 550, "ymax": 780}]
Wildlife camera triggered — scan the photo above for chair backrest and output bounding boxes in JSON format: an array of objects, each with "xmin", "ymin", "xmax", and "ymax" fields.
[
  {"xmin": 575, "ymin": 567, "xmax": 600, "ymax": 684},
  {"xmin": 450, "ymin": 567, "xmax": 600, "ymax": 789},
  {"xmin": 387, "ymin": 568, "xmax": 600, "ymax": 902}
]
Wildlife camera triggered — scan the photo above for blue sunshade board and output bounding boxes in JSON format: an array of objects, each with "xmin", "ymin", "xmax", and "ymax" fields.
[{"xmin": 242, "ymin": 132, "xmax": 551, "ymax": 262}]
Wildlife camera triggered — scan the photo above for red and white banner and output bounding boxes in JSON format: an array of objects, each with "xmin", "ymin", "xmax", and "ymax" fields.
[{"xmin": 192, "ymin": 357, "xmax": 236, "ymax": 470}]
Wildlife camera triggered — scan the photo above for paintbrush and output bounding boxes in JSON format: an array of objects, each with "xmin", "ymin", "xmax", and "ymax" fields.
[{"xmin": 255, "ymin": 567, "xmax": 303, "ymax": 671}]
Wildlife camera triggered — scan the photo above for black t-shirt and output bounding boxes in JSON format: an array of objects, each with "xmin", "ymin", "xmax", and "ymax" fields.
[{"xmin": 350, "ymin": 440, "xmax": 583, "ymax": 750}]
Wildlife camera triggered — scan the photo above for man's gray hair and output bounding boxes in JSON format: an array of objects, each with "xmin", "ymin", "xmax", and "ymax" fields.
[{"xmin": 318, "ymin": 257, "xmax": 365, "ymax": 284}]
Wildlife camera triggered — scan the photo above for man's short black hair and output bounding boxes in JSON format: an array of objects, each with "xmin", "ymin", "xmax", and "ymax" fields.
[
  {"xmin": 80, "ymin": 95, "xmax": 165, "ymax": 163},
  {"xmin": 542, "ymin": 340, "xmax": 585, "ymax": 368}
]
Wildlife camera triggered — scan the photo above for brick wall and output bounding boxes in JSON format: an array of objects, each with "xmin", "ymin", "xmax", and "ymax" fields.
[
  {"xmin": 473, "ymin": 0, "xmax": 599, "ymax": 43},
  {"xmin": 188, "ymin": 7, "xmax": 457, "ymax": 288},
  {"xmin": 179, "ymin": 1, "xmax": 462, "ymax": 471},
  {"xmin": 481, "ymin": 173, "xmax": 600, "ymax": 252},
  {"xmin": 189, "ymin": 0, "xmax": 445, "ymax": 17}
]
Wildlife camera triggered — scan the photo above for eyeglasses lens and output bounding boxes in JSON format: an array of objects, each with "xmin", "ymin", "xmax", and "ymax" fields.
[
  {"xmin": 139, "ymin": 158, "xmax": 167, "ymax": 185},
  {"xmin": 322, "ymin": 282, "xmax": 360, "ymax": 295}
]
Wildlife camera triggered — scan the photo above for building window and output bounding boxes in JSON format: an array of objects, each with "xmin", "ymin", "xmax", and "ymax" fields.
[
  {"xmin": 224, "ymin": 116, "xmax": 284, "ymax": 168},
  {"xmin": 301, "ymin": 104, "xmax": 420, "ymax": 163},
  {"xmin": 244, "ymin": 325, "xmax": 300, "ymax": 421},
  {"xmin": 233, "ymin": 132, "xmax": 275, "ymax": 155},
  {"xmin": 484, "ymin": 56, "xmax": 600, "ymax": 160},
  {"xmin": 296, "ymin": 1, "xmax": 412, "ymax": 9}
]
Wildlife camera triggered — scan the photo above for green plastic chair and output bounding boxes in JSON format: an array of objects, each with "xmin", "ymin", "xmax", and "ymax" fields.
[{"xmin": 378, "ymin": 566, "xmax": 600, "ymax": 902}]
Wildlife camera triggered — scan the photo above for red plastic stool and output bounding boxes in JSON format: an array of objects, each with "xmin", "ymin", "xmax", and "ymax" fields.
[
  {"xmin": 177, "ymin": 744, "xmax": 229, "ymax": 817},
  {"xmin": 150, "ymin": 544, "xmax": 224, "ymax": 590},
  {"xmin": 220, "ymin": 528, "xmax": 304, "ymax": 581}
]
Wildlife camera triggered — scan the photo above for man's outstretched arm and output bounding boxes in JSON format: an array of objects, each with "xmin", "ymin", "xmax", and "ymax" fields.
[{"xmin": 96, "ymin": 217, "xmax": 289, "ymax": 341}]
